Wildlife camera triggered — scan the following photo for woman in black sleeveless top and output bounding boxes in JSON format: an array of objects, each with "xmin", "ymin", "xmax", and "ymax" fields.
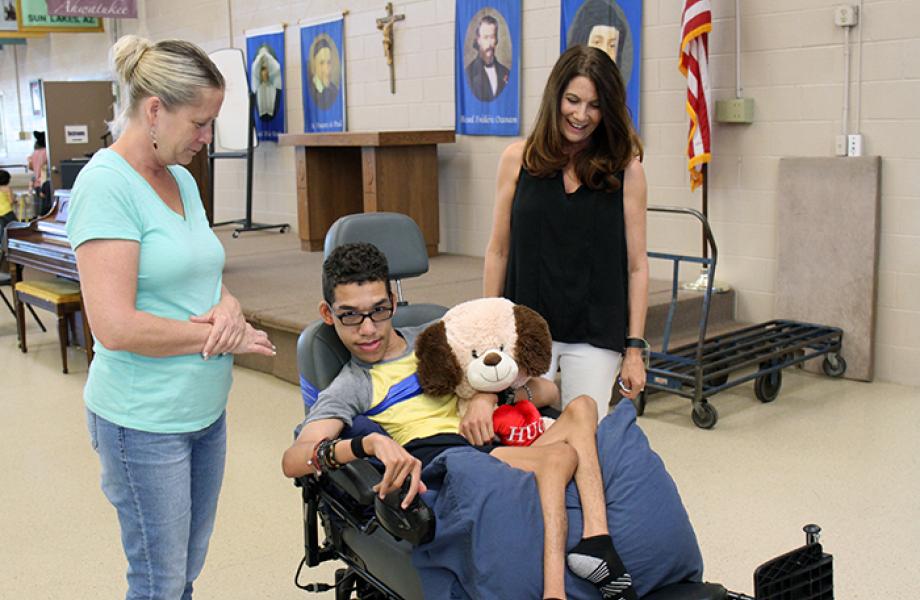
[{"xmin": 484, "ymin": 46, "xmax": 649, "ymax": 421}]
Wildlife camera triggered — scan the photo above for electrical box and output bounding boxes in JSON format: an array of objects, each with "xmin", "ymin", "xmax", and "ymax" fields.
[
  {"xmin": 715, "ymin": 98, "xmax": 755, "ymax": 124},
  {"xmin": 847, "ymin": 134, "xmax": 864, "ymax": 156},
  {"xmin": 834, "ymin": 4, "xmax": 858, "ymax": 27}
]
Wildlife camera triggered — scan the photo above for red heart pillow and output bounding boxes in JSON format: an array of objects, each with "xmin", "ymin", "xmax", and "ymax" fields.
[{"xmin": 493, "ymin": 399, "xmax": 545, "ymax": 447}]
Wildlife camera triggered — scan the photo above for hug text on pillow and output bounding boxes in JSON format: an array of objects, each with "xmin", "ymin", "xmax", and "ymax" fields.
[{"xmin": 414, "ymin": 297, "xmax": 553, "ymax": 446}]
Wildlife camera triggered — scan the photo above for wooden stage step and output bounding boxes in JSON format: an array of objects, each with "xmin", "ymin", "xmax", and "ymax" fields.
[{"xmin": 218, "ymin": 229, "xmax": 740, "ymax": 386}]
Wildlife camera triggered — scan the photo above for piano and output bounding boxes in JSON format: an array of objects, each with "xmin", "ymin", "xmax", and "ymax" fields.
[
  {"xmin": 4, "ymin": 190, "xmax": 78, "ymax": 282},
  {"xmin": 4, "ymin": 190, "xmax": 93, "ymax": 360}
]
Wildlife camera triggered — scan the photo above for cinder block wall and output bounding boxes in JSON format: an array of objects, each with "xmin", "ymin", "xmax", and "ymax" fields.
[{"xmin": 0, "ymin": 0, "xmax": 917, "ymax": 385}]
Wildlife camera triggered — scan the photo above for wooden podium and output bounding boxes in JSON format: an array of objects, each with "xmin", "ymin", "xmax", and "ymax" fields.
[{"xmin": 278, "ymin": 130, "xmax": 456, "ymax": 255}]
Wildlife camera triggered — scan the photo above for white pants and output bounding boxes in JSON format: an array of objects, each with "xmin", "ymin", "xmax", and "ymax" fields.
[{"xmin": 541, "ymin": 340, "xmax": 622, "ymax": 422}]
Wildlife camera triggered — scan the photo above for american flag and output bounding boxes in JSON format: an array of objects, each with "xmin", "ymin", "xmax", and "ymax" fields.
[{"xmin": 679, "ymin": 0, "xmax": 712, "ymax": 191}]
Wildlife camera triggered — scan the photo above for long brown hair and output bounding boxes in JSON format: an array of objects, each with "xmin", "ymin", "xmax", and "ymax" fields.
[{"xmin": 524, "ymin": 45, "xmax": 642, "ymax": 192}]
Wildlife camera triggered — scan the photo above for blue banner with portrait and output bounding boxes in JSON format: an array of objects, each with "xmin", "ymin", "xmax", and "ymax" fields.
[
  {"xmin": 300, "ymin": 17, "xmax": 346, "ymax": 133},
  {"xmin": 455, "ymin": 0, "xmax": 521, "ymax": 136},
  {"xmin": 245, "ymin": 25, "xmax": 286, "ymax": 142},
  {"xmin": 561, "ymin": 0, "xmax": 642, "ymax": 130}
]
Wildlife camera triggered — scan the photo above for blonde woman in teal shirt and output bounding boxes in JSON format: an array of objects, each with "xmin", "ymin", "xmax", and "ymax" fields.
[{"xmin": 67, "ymin": 35, "xmax": 275, "ymax": 600}]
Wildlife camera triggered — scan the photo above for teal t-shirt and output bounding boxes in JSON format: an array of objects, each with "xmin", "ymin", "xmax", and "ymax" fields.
[{"xmin": 67, "ymin": 149, "xmax": 232, "ymax": 433}]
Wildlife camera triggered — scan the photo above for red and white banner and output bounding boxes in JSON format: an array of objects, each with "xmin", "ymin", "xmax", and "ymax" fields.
[
  {"xmin": 679, "ymin": 0, "xmax": 711, "ymax": 191},
  {"xmin": 46, "ymin": 1, "xmax": 137, "ymax": 19}
]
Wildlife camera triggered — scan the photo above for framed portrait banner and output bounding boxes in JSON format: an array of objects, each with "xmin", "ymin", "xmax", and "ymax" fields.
[
  {"xmin": 245, "ymin": 24, "xmax": 286, "ymax": 142},
  {"xmin": 455, "ymin": 0, "xmax": 520, "ymax": 136},
  {"xmin": 16, "ymin": 0, "xmax": 104, "ymax": 32},
  {"xmin": 299, "ymin": 15, "xmax": 345, "ymax": 133},
  {"xmin": 561, "ymin": 0, "xmax": 641, "ymax": 130}
]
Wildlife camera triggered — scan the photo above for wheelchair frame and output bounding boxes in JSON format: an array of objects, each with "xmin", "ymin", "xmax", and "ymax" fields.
[
  {"xmin": 296, "ymin": 467, "xmax": 421, "ymax": 600},
  {"xmin": 290, "ymin": 211, "xmax": 834, "ymax": 600},
  {"xmin": 293, "ymin": 459, "xmax": 835, "ymax": 600}
]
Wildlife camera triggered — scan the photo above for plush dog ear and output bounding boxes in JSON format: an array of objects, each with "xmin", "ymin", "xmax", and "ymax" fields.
[
  {"xmin": 512, "ymin": 304, "xmax": 552, "ymax": 377},
  {"xmin": 415, "ymin": 320, "xmax": 464, "ymax": 397}
]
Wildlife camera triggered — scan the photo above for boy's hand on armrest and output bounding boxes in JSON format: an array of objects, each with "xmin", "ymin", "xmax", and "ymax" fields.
[
  {"xmin": 366, "ymin": 433, "xmax": 427, "ymax": 509},
  {"xmin": 459, "ymin": 393, "xmax": 497, "ymax": 446}
]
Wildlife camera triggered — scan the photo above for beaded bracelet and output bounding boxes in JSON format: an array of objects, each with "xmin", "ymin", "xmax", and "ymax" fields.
[
  {"xmin": 520, "ymin": 383, "xmax": 534, "ymax": 403},
  {"xmin": 310, "ymin": 437, "xmax": 329, "ymax": 474},
  {"xmin": 318, "ymin": 438, "xmax": 343, "ymax": 471}
]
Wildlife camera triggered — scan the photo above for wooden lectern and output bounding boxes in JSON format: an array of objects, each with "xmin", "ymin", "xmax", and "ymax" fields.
[{"xmin": 278, "ymin": 130, "xmax": 455, "ymax": 255}]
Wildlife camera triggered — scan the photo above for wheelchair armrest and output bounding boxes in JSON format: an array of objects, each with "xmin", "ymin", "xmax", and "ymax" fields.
[
  {"xmin": 320, "ymin": 459, "xmax": 436, "ymax": 546},
  {"xmin": 325, "ymin": 459, "xmax": 382, "ymax": 506},
  {"xmin": 642, "ymin": 582, "xmax": 727, "ymax": 600}
]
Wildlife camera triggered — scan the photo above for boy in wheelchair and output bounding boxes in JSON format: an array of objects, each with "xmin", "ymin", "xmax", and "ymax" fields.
[{"xmin": 283, "ymin": 242, "xmax": 704, "ymax": 600}]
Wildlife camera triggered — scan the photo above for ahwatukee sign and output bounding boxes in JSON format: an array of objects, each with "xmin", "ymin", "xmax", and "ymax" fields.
[{"xmin": 46, "ymin": 0, "xmax": 137, "ymax": 18}]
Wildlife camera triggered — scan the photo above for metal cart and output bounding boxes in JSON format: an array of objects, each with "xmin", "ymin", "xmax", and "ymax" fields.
[{"xmin": 638, "ymin": 206, "xmax": 847, "ymax": 429}]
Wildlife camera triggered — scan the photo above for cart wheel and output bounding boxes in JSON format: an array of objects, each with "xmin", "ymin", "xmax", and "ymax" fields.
[
  {"xmin": 634, "ymin": 390, "xmax": 646, "ymax": 417},
  {"xmin": 754, "ymin": 369, "xmax": 782, "ymax": 403},
  {"xmin": 822, "ymin": 354, "xmax": 847, "ymax": 378},
  {"xmin": 231, "ymin": 230, "xmax": 240, "ymax": 239},
  {"xmin": 280, "ymin": 225, "xmax": 289, "ymax": 234},
  {"xmin": 691, "ymin": 401, "xmax": 718, "ymax": 429}
]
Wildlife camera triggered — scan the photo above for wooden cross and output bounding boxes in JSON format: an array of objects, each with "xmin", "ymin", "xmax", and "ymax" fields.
[{"xmin": 376, "ymin": 2, "xmax": 405, "ymax": 94}]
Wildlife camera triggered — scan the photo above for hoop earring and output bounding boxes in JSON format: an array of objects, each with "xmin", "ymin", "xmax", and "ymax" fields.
[{"xmin": 149, "ymin": 128, "xmax": 158, "ymax": 150}]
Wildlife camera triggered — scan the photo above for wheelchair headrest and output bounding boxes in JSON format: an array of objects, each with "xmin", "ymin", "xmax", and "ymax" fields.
[{"xmin": 324, "ymin": 212, "xmax": 429, "ymax": 280}]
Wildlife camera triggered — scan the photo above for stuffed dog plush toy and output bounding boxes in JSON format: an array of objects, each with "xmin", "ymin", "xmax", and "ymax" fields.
[{"xmin": 415, "ymin": 297, "xmax": 553, "ymax": 446}]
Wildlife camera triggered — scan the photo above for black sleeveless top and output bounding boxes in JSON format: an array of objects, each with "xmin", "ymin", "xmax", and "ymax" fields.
[{"xmin": 503, "ymin": 168, "xmax": 629, "ymax": 353}]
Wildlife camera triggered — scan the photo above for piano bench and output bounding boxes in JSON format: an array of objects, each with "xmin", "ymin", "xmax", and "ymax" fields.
[{"xmin": 13, "ymin": 279, "xmax": 93, "ymax": 374}]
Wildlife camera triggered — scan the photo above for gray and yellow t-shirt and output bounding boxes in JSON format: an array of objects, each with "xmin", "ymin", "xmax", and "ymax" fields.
[{"xmin": 304, "ymin": 325, "xmax": 460, "ymax": 445}]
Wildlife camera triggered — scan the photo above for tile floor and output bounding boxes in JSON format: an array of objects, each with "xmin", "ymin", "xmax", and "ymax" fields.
[{"xmin": 2, "ymin": 310, "xmax": 917, "ymax": 599}]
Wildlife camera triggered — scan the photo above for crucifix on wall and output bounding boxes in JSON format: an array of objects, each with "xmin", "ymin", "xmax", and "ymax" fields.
[{"xmin": 376, "ymin": 2, "xmax": 405, "ymax": 93}]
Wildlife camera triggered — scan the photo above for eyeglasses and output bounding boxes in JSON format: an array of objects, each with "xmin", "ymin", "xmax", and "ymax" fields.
[{"xmin": 330, "ymin": 304, "xmax": 394, "ymax": 327}]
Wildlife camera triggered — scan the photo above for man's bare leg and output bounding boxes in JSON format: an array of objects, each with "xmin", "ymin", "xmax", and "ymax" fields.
[
  {"xmin": 533, "ymin": 394, "xmax": 637, "ymax": 600},
  {"xmin": 534, "ymin": 394, "xmax": 607, "ymax": 536},
  {"xmin": 491, "ymin": 441, "xmax": 577, "ymax": 600}
]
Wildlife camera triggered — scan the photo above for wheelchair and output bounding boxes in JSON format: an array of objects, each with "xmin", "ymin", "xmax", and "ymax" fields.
[{"xmin": 291, "ymin": 212, "xmax": 832, "ymax": 600}]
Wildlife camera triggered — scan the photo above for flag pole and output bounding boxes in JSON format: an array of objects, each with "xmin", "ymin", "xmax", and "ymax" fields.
[
  {"xmin": 701, "ymin": 163, "xmax": 708, "ymax": 260},
  {"xmin": 679, "ymin": 0, "xmax": 728, "ymax": 293},
  {"xmin": 681, "ymin": 164, "xmax": 730, "ymax": 292}
]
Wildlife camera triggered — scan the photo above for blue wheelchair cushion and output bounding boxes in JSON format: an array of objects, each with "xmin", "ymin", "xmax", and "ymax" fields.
[{"xmin": 411, "ymin": 399, "xmax": 704, "ymax": 599}]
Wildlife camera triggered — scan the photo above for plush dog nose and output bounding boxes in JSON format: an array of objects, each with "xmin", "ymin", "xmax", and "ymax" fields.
[{"xmin": 483, "ymin": 352, "xmax": 502, "ymax": 366}]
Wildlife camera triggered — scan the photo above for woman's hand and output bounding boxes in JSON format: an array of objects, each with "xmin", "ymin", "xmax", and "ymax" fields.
[
  {"xmin": 230, "ymin": 323, "xmax": 276, "ymax": 357},
  {"xmin": 190, "ymin": 292, "xmax": 247, "ymax": 358},
  {"xmin": 618, "ymin": 351, "xmax": 646, "ymax": 400}
]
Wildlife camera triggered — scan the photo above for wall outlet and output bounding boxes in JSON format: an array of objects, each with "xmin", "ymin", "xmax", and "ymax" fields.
[
  {"xmin": 715, "ymin": 98, "xmax": 755, "ymax": 124},
  {"xmin": 835, "ymin": 135, "xmax": 848, "ymax": 156},
  {"xmin": 834, "ymin": 4, "xmax": 858, "ymax": 27},
  {"xmin": 847, "ymin": 133, "xmax": 864, "ymax": 156}
]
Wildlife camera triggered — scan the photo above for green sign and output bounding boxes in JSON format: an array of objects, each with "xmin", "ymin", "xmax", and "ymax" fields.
[{"xmin": 17, "ymin": 0, "xmax": 105, "ymax": 32}]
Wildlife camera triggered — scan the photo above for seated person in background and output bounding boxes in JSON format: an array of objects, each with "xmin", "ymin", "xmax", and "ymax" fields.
[
  {"xmin": 283, "ymin": 242, "xmax": 637, "ymax": 600},
  {"xmin": 0, "ymin": 169, "xmax": 15, "ymax": 231}
]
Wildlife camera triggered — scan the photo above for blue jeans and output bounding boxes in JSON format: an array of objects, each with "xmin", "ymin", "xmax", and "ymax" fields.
[{"xmin": 87, "ymin": 409, "xmax": 227, "ymax": 600}]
